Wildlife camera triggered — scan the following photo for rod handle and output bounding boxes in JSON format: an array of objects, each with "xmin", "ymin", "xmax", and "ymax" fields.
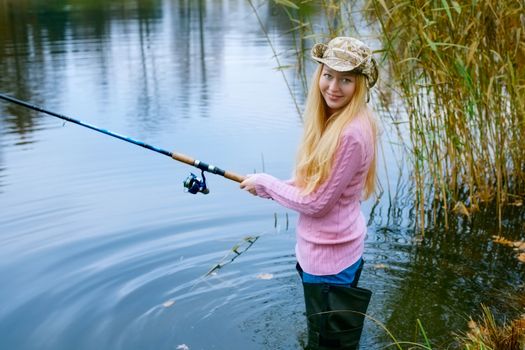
[
  {"xmin": 171, "ymin": 152, "xmax": 196, "ymax": 167},
  {"xmin": 171, "ymin": 152, "xmax": 246, "ymax": 183},
  {"xmin": 223, "ymin": 171, "xmax": 246, "ymax": 183}
]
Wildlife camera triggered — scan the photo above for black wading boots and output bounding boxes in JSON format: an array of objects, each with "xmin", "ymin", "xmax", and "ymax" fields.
[{"xmin": 299, "ymin": 262, "xmax": 372, "ymax": 350}]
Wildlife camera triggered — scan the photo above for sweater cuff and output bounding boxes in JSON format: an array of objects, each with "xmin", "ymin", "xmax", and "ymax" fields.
[{"xmin": 253, "ymin": 174, "xmax": 276, "ymax": 199}]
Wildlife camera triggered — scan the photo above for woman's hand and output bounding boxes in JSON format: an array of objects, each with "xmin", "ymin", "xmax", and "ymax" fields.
[{"xmin": 240, "ymin": 174, "xmax": 258, "ymax": 196}]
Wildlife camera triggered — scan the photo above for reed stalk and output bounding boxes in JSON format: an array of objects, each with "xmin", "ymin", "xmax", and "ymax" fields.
[
  {"xmin": 459, "ymin": 305, "xmax": 525, "ymax": 350},
  {"xmin": 365, "ymin": 0, "xmax": 525, "ymax": 229},
  {"xmin": 247, "ymin": 0, "xmax": 303, "ymax": 118},
  {"xmin": 255, "ymin": 0, "xmax": 524, "ymax": 229}
]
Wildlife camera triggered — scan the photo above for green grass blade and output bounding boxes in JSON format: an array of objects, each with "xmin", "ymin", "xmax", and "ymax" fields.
[
  {"xmin": 417, "ymin": 319, "xmax": 432, "ymax": 348},
  {"xmin": 440, "ymin": 0, "xmax": 454, "ymax": 27}
]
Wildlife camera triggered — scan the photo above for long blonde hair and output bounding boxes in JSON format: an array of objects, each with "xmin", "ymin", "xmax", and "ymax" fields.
[{"xmin": 294, "ymin": 65, "xmax": 377, "ymax": 199}]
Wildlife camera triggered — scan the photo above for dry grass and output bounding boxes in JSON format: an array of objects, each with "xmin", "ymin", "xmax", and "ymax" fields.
[
  {"xmin": 258, "ymin": 3, "xmax": 525, "ymax": 347},
  {"xmin": 460, "ymin": 305, "xmax": 525, "ymax": 350},
  {"xmin": 265, "ymin": 0, "xmax": 525, "ymax": 229},
  {"xmin": 365, "ymin": 0, "xmax": 525, "ymax": 229}
]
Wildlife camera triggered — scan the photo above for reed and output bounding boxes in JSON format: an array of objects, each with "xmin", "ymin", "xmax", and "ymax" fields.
[
  {"xmin": 459, "ymin": 305, "xmax": 525, "ymax": 350},
  {"xmin": 365, "ymin": 0, "xmax": 525, "ymax": 228},
  {"xmin": 310, "ymin": 307, "xmax": 525, "ymax": 349},
  {"xmin": 260, "ymin": 0, "xmax": 360, "ymax": 106},
  {"xmin": 251, "ymin": 3, "xmax": 525, "ymax": 347},
  {"xmin": 261, "ymin": 0, "xmax": 525, "ymax": 229}
]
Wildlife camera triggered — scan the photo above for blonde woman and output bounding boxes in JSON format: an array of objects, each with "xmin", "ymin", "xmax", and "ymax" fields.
[{"xmin": 241, "ymin": 37, "xmax": 378, "ymax": 350}]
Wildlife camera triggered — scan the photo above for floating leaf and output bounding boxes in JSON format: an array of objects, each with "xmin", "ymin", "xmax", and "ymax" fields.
[
  {"xmin": 163, "ymin": 300, "xmax": 175, "ymax": 308},
  {"xmin": 492, "ymin": 235, "xmax": 515, "ymax": 247},
  {"xmin": 257, "ymin": 273, "xmax": 274, "ymax": 280},
  {"xmin": 518, "ymin": 253, "xmax": 525, "ymax": 263},
  {"xmin": 374, "ymin": 264, "xmax": 388, "ymax": 269},
  {"xmin": 513, "ymin": 241, "xmax": 525, "ymax": 248}
]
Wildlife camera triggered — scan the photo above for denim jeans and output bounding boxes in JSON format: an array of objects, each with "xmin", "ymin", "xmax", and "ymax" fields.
[{"xmin": 296, "ymin": 258, "xmax": 364, "ymax": 288}]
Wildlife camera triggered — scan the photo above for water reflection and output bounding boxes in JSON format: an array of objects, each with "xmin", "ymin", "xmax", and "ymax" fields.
[
  {"xmin": 0, "ymin": 0, "xmax": 314, "ymax": 137},
  {"xmin": 367, "ymin": 198, "xmax": 525, "ymax": 347},
  {"xmin": 0, "ymin": 1, "xmax": 523, "ymax": 349}
]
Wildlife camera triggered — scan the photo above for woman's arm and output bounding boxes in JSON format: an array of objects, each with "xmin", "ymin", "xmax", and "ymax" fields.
[{"xmin": 242, "ymin": 130, "xmax": 365, "ymax": 217}]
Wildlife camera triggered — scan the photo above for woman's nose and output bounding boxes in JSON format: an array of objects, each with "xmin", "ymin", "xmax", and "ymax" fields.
[{"xmin": 328, "ymin": 79, "xmax": 340, "ymax": 92}]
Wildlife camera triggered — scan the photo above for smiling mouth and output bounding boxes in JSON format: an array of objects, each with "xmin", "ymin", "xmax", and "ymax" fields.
[{"xmin": 327, "ymin": 93, "xmax": 343, "ymax": 100}]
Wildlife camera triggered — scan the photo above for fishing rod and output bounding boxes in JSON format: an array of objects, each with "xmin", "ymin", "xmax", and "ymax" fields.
[{"xmin": 0, "ymin": 93, "xmax": 246, "ymax": 194}]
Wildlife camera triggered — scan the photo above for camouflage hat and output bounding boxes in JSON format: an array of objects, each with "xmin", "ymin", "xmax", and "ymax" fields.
[{"xmin": 311, "ymin": 37, "xmax": 378, "ymax": 88}]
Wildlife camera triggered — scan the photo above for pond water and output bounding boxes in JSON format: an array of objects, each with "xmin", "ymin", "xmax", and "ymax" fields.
[{"xmin": 0, "ymin": 1, "xmax": 523, "ymax": 349}]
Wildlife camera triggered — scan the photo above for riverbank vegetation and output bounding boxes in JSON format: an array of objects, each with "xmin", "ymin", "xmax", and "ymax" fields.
[
  {"xmin": 366, "ymin": 0, "xmax": 525, "ymax": 230},
  {"xmin": 360, "ymin": 303, "xmax": 525, "ymax": 349},
  {"xmin": 459, "ymin": 305, "xmax": 525, "ymax": 350},
  {"xmin": 263, "ymin": 0, "xmax": 525, "ymax": 230},
  {"xmin": 254, "ymin": 0, "xmax": 525, "ymax": 347}
]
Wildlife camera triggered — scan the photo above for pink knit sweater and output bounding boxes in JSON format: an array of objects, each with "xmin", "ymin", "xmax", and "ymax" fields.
[{"xmin": 252, "ymin": 115, "xmax": 374, "ymax": 275}]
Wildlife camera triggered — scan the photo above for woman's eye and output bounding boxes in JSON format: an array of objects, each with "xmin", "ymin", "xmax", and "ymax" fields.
[
  {"xmin": 323, "ymin": 74, "xmax": 332, "ymax": 79},
  {"xmin": 342, "ymin": 78, "xmax": 352, "ymax": 84}
]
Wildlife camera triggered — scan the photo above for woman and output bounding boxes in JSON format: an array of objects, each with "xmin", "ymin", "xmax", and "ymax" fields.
[{"xmin": 241, "ymin": 37, "xmax": 378, "ymax": 349}]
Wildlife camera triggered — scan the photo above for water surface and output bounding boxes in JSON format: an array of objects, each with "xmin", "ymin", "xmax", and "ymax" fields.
[{"xmin": 0, "ymin": 1, "xmax": 523, "ymax": 349}]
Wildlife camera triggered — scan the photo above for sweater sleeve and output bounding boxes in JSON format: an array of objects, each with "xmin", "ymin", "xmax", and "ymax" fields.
[{"xmin": 253, "ymin": 130, "xmax": 365, "ymax": 217}]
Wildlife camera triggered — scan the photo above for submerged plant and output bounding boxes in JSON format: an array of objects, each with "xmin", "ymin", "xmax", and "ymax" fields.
[{"xmin": 205, "ymin": 235, "xmax": 260, "ymax": 276}]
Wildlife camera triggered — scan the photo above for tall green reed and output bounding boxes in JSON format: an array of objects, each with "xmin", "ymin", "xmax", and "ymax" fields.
[
  {"xmin": 255, "ymin": 0, "xmax": 524, "ymax": 230},
  {"xmin": 250, "ymin": 0, "xmax": 362, "ymax": 109},
  {"xmin": 366, "ymin": 0, "xmax": 525, "ymax": 229}
]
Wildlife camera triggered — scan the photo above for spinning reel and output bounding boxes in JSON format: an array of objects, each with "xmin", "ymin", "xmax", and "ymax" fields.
[
  {"xmin": 183, "ymin": 171, "xmax": 209, "ymax": 194},
  {"xmin": 0, "ymin": 94, "xmax": 246, "ymax": 195}
]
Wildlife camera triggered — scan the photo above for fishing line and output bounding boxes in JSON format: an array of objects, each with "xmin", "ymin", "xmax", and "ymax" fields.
[{"xmin": 0, "ymin": 93, "xmax": 246, "ymax": 194}]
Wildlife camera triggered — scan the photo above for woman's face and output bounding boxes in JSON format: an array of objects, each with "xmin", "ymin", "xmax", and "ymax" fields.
[{"xmin": 318, "ymin": 65, "xmax": 357, "ymax": 114}]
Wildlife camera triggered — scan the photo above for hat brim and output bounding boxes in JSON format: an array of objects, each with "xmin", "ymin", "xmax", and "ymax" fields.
[
  {"xmin": 311, "ymin": 43, "xmax": 328, "ymax": 60},
  {"xmin": 311, "ymin": 42, "xmax": 359, "ymax": 72},
  {"xmin": 311, "ymin": 43, "xmax": 378, "ymax": 88},
  {"xmin": 310, "ymin": 38, "xmax": 379, "ymax": 88},
  {"xmin": 312, "ymin": 57, "xmax": 361, "ymax": 72}
]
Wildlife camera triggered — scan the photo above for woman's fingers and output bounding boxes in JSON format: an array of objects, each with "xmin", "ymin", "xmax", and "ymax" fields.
[{"xmin": 240, "ymin": 175, "xmax": 257, "ymax": 195}]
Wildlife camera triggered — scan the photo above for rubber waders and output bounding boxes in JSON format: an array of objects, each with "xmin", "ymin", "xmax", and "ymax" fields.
[
  {"xmin": 303, "ymin": 282, "xmax": 372, "ymax": 349},
  {"xmin": 298, "ymin": 259, "xmax": 371, "ymax": 350}
]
